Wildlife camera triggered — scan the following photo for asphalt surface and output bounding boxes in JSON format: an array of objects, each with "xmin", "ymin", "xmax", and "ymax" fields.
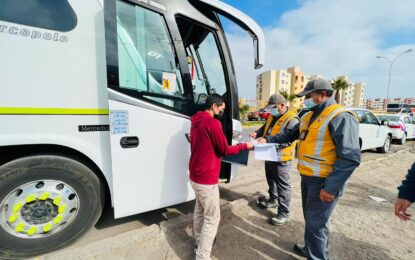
[{"xmin": 43, "ymin": 126, "xmax": 414, "ymax": 257}]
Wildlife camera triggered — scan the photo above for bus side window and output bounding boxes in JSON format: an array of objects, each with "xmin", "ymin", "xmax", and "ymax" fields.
[
  {"xmin": 186, "ymin": 46, "xmax": 209, "ymax": 105},
  {"xmin": 0, "ymin": 0, "xmax": 77, "ymax": 32},
  {"xmin": 116, "ymin": 1, "xmax": 188, "ymax": 113}
]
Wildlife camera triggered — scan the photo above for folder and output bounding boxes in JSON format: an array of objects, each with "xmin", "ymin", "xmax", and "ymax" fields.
[{"xmin": 222, "ymin": 150, "xmax": 250, "ymax": 166}]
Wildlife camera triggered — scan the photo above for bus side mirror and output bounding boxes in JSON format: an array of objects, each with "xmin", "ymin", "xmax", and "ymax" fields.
[{"xmin": 381, "ymin": 120, "xmax": 389, "ymax": 126}]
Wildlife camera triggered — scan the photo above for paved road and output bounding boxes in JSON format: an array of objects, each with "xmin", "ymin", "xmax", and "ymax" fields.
[{"xmin": 44, "ymin": 127, "xmax": 414, "ymax": 257}]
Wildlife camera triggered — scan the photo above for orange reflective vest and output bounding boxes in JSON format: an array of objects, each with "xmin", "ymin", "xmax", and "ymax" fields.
[
  {"xmin": 262, "ymin": 110, "xmax": 298, "ymax": 161},
  {"xmin": 297, "ymin": 104, "xmax": 355, "ymax": 178}
]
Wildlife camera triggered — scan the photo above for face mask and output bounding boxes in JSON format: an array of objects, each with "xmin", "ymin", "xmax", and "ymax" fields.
[
  {"xmin": 304, "ymin": 98, "xmax": 317, "ymax": 108},
  {"xmin": 271, "ymin": 108, "xmax": 279, "ymax": 116},
  {"xmin": 215, "ymin": 110, "xmax": 224, "ymax": 119}
]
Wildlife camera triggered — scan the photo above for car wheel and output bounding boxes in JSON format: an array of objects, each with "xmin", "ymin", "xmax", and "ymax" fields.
[
  {"xmin": 0, "ymin": 155, "xmax": 104, "ymax": 259},
  {"xmin": 399, "ymin": 133, "xmax": 406, "ymax": 145},
  {"xmin": 377, "ymin": 136, "xmax": 391, "ymax": 153}
]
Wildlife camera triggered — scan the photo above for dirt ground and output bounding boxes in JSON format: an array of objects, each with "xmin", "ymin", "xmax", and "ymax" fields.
[
  {"xmin": 154, "ymin": 147, "xmax": 415, "ymax": 260},
  {"xmin": 41, "ymin": 142, "xmax": 415, "ymax": 260}
]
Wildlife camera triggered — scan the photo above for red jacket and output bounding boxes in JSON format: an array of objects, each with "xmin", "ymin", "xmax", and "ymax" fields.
[{"xmin": 189, "ymin": 111, "xmax": 247, "ymax": 185}]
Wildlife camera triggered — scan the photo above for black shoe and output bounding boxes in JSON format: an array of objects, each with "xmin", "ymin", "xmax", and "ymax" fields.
[
  {"xmin": 294, "ymin": 243, "xmax": 307, "ymax": 257},
  {"xmin": 270, "ymin": 214, "xmax": 290, "ymax": 226},
  {"xmin": 258, "ymin": 197, "xmax": 278, "ymax": 208}
]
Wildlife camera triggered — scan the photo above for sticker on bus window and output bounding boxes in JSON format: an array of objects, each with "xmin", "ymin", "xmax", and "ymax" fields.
[
  {"xmin": 110, "ymin": 110, "xmax": 129, "ymax": 135},
  {"xmin": 162, "ymin": 72, "xmax": 177, "ymax": 93}
]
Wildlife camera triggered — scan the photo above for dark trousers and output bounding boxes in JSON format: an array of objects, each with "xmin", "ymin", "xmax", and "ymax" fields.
[
  {"xmin": 301, "ymin": 175, "xmax": 344, "ymax": 260},
  {"xmin": 265, "ymin": 160, "xmax": 292, "ymax": 217}
]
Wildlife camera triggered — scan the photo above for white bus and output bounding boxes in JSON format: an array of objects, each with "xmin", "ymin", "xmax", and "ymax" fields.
[{"xmin": 0, "ymin": 0, "xmax": 265, "ymax": 258}]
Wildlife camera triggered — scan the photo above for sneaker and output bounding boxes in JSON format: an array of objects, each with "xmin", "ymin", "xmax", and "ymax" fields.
[
  {"xmin": 258, "ymin": 197, "xmax": 278, "ymax": 208},
  {"xmin": 293, "ymin": 243, "xmax": 307, "ymax": 257},
  {"xmin": 270, "ymin": 214, "xmax": 290, "ymax": 226}
]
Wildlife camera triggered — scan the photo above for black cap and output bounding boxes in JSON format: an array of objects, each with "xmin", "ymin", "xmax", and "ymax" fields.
[
  {"xmin": 296, "ymin": 79, "xmax": 334, "ymax": 97},
  {"xmin": 265, "ymin": 94, "xmax": 286, "ymax": 109}
]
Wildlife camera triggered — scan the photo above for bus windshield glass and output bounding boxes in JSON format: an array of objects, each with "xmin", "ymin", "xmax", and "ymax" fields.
[{"xmin": 176, "ymin": 18, "xmax": 227, "ymax": 105}]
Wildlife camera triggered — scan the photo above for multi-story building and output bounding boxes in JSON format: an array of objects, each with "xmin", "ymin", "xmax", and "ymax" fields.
[
  {"xmin": 353, "ymin": 83, "xmax": 365, "ymax": 107},
  {"xmin": 256, "ymin": 70, "xmax": 366, "ymax": 110},
  {"xmin": 256, "ymin": 70, "xmax": 291, "ymax": 102},
  {"xmin": 364, "ymin": 98, "xmax": 385, "ymax": 110},
  {"xmin": 365, "ymin": 97, "xmax": 415, "ymax": 110},
  {"xmin": 335, "ymin": 76, "xmax": 365, "ymax": 107},
  {"xmin": 287, "ymin": 66, "xmax": 306, "ymax": 109}
]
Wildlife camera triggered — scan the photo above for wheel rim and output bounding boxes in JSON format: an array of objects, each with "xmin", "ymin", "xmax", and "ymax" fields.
[
  {"xmin": 0, "ymin": 180, "xmax": 79, "ymax": 239},
  {"xmin": 385, "ymin": 138, "xmax": 391, "ymax": 151}
]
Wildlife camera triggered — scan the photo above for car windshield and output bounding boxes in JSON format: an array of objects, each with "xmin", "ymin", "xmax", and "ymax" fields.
[{"xmin": 377, "ymin": 115, "xmax": 400, "ymax": 122}]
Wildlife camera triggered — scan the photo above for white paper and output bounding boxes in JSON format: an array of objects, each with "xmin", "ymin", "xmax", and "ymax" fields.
[
  {"xmin": 162, "ymin": 72, "xmax": 177, "ymax": 93},
  {"xmin": 254, "ymin": 143, "xmax": 278, "ymax": 161},
  {"xmin": 368, "ymin": 195, "xmax": 387, "ymax": 202}
]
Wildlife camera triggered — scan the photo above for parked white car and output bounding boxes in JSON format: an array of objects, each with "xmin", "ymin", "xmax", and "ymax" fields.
[
  {"xmin": 377, "ymin": 114, "xmax": 415, "ymax": 144},
  {"xmin": 349, "ymin": 108, "xmax": 393, "ymax": 153}
]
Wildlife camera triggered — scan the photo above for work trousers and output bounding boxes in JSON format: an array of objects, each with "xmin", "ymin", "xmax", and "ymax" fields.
[
  {"xmin": 191, "ymin": 181, "xmax": 220, "ymax": 260},
  {"xmin": 265, "ymin": 160, "xmax": 293, "ymax": 217}
]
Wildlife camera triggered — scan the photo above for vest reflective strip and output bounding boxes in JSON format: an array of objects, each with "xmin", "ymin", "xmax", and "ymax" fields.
[
  {"xmin": 308, "ymin": 107, "xmax": 347, "ymax": 176},
  {"xmin": 277, "ymin": 113, "xmax": 297, "ymax": 161},
  {"xmin": 279, "ymin": 115, "xmax": 295, "ymax": 134},
  {"xmin": 298, "ymin": 159, "xmax": 315, "ymax": 169}
]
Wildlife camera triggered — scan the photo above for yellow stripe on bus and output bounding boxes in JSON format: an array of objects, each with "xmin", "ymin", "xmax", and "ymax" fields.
[{"xmin": 0, "ymin": 107, "xmax": 109, "ymax": 115}]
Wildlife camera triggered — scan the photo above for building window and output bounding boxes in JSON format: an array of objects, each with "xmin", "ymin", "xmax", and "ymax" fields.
[{"xmin": 0, "ymin": 0, "xmax": 77, "ymax": 32}]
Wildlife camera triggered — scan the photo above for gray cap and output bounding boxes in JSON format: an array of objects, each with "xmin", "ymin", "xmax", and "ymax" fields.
[
  {"xmin": 265, "ymin": 94, "xmax": 286, "ymax": 109},
  {"xmin": 296, "ymin": 79, "xmax": 334, "ymax": 97}
]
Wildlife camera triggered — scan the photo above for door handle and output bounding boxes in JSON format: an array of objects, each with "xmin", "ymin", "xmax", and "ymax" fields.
[
  {"xmin": 120, "ymin": 136, "xmax": 139, "ymax": 148},
  {"xmin": 185, "ymin": 133, "xmax": 191, "ymax": 143}
]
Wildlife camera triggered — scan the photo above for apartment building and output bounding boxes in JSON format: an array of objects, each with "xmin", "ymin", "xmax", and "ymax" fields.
[{"xmin": 256, "ymin": 70, "xmax": 291, "ymax": 101}]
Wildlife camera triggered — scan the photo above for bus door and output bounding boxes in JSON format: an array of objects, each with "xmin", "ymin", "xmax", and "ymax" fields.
[{"xmin": 106, "ymin": 0, "xmax": 194, "ymax": 218}]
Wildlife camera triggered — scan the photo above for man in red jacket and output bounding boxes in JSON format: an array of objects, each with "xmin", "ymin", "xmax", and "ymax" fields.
[{"xmin": 189, "ymin": 94, "xmax": 253, "ymax": 260}]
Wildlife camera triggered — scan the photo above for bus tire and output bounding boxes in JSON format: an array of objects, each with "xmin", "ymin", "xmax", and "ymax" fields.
[{"xmin": 0, "ymin": 155, "xmax": 104, "ymax": 259}]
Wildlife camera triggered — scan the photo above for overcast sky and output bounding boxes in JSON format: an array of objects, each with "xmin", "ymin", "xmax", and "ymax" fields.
[{"xmin": 221, "ymin": 0, "xmax": 415, "ymax": 100}]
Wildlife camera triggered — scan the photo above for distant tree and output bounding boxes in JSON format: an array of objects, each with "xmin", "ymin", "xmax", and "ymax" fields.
[
  {"xmin": 332, "ymin": 77, "xmax": 349, "ymax": 104},
  {"xmin": 239, "ymin": 104, "xmax": 250, "ymax": 122},
  {"xmin": 279, "ymin": 90, "xmax": 297, "ymax": 108}
]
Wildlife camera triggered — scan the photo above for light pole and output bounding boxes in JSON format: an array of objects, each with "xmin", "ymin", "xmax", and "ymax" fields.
[{"xmin": 376, "ymin": 49, "xmax": 412, "ymax": 101}]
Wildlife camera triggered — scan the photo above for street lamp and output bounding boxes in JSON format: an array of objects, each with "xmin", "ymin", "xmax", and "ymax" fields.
[{"xmin": 376, "ymin": 49, "xmax": 412, "ymax": 101}]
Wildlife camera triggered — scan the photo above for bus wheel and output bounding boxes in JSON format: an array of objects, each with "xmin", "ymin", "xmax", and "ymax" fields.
[{"xmin": 0, "ymin": 155, "xmax": 104, "ymax": 259}]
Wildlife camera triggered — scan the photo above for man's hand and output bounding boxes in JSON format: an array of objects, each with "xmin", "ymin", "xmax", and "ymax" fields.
[
  {"xmin": 246, "ymin": 142, "xmax": 254, "ymax": 150},
  {"xmin": 256, "ymin": 137, "xmax": 268, "ymax": 144},
  {"xmin": 249, "ymin": 132, "xmax": 257, "ymax": 139},
  {"xmin": 320, "ymin": 189, "xmax": 335, "ymax": 202},
  {"xmin": 395, "ymin": 198, "xmax": 412, "ymax": 221}
]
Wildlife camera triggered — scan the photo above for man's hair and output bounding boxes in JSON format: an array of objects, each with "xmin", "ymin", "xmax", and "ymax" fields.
[
  {"xmin": 317, "ymin": 89, "xmax": 334, "ymax": 97},
  {"xmin": 205, "ymin": 94, "xmax": 224, "ymax": 110}
]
